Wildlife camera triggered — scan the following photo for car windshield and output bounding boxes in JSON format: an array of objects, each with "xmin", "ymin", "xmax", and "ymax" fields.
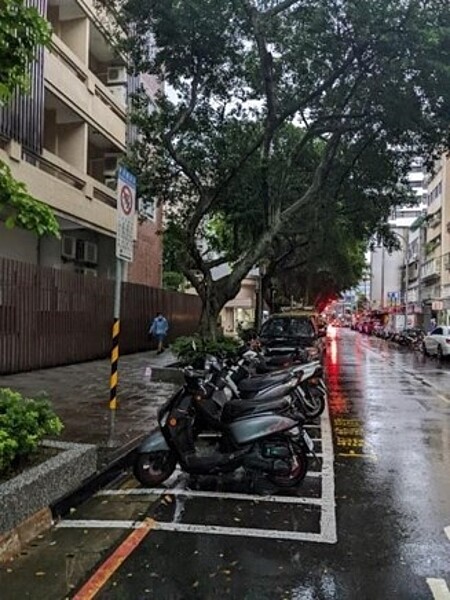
[{"xmin": 260, "ymin": 317, "xmax": 314, "ymax": 338}]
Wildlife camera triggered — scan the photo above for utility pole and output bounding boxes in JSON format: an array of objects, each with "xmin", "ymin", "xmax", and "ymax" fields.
[{"xmin": 108, "ymin": 167, "xmax": 136, "ymax": 447}]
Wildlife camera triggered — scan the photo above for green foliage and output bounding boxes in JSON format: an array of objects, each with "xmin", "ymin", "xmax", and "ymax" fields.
[
  {"xmin": 163, "ymin": 270, "xmax": 186, "ymax": 292},
  {"xmin": 0, "ymin": 0, "xmax": 58, "ymax": 238},
  {"xmin": 171, "ymin": 335, "xmax": 241, "ymax": 365},
  {"xmin": 0, "ymin": 388, "xmax": 63, "ymax": 474},
  {"xmin": 0, "ymin": 160, "xmax": 60, "ymax": 236},
  {"xmin": 117, "ymin": 0, "xmax": 450, "ymax": 335},
  {"xmin": 0, "ymin": 0, "xmax": 51, "ymax": 103}
]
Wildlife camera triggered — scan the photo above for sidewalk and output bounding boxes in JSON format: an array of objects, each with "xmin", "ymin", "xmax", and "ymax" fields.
[{"xmin": 0, "ymin": 350, "xmax": 180, "ymax": 468}]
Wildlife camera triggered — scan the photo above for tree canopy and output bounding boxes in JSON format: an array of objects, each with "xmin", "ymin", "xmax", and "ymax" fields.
[
  {"xmin": 0, "ymin": 0, "xmax": 59, "ymax": 238},
  {"xmin": 117, "ymin": 0, "xmax": 450, "ymax": 336}
]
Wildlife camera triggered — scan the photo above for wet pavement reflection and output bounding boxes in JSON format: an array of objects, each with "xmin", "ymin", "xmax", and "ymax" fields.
[{"xmin": 1, "ymin": 329, "xmax": 450, "ymax": 599}]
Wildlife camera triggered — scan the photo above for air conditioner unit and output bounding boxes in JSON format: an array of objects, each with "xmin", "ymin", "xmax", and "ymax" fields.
[
  {"xmin": 61, "ymin": 235, "xmax": 76, "ymax": 260},
  {"xmin": 107, "ymin": 66, "xmax": 127, "ymax": 85},
  {"xmin": 104, "ymin": 176, "xmax": 117, "ymax": 190},
  {"xmin": 83, "ymin": 241, "xmax": 98, "ymax": 265},
  {"xmin": 107, "ymin": 84, "xmax": 127, "ymax": 106}
]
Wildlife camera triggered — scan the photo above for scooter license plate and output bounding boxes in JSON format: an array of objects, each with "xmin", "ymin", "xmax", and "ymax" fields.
[{"xmin": 302, "ymin": 430, "xmax": 314, "ymax": 452}]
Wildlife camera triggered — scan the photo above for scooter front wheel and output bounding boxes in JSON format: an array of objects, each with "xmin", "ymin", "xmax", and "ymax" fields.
[
  {"xmin": 301, "ymin": 388, "xmax": 326, "ymax": 419},
  {"xmin": 133, "ymin": 451, "xmax": 177, "ymax": 487}
]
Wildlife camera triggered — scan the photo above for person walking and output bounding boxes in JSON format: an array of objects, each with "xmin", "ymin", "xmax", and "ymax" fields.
[{"xmin": 149, "ymin": 312, "xmax": 169, "ymax": 354}]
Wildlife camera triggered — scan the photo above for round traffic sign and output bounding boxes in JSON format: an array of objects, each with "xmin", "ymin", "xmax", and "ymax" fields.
[{"xmin": 120, "ymin": 185, "xmax": 133, "ymax": 215}]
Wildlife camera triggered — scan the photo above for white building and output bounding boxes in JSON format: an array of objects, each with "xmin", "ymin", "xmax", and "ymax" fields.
[{"xmin": 370, "ymin": 158, "xmax": 427, "ymax": 317}]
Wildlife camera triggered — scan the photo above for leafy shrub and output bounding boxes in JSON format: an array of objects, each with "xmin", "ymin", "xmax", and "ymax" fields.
[
  {"xmin": 0, "ymin": 388, "xmax": 63, "ymax": 475},
  {"xmin": 171, "ymin": 335, "xmax": 241, "ymax": 365}
]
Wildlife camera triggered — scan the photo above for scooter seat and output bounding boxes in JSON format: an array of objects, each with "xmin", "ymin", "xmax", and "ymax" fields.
[
  {"xmin": 222, "ymin": 397, "xmax": 291, "ymax": 423},
  {"xmin": 238, "ymin": 372, "xmax": 291, "ymax": 393}
]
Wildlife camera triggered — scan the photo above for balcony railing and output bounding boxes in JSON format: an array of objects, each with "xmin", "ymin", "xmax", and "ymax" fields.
[
  {"xmin": 421, "ymin": 257, "xmax": 441, "ymax": 281},
  {"xmin": 22, "ymin": 148, "xmax": 116, "ymax": 209}
]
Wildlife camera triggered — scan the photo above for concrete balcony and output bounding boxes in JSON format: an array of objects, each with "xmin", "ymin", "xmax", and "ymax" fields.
[
  {"xmin": 44, "ymin": 36, "xmax": 126, "ymax": 150},
  {"xmin": 444, "ymin": 253, "xmax": 450, "ymax": 271},
  {"xmin": 0, "ymin": 141, "xmax": 117, "ymax": 236},
  {"xmin": 421, "ymin": 257, "xmax": 442, "ymax": 282}
]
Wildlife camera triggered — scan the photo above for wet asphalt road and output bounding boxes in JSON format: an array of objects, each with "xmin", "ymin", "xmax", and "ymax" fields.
[{"xmin": 2, "ymin": 329, "xmax": 450, "ymax": 600}]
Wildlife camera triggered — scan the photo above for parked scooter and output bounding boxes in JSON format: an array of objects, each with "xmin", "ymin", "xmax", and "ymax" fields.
[
  {"xmin": 226, "ymin": 349, "xmax": 327, "ymax": 419},
  {"xmin": 133, "ymin": 366, "xmax": 314, "ymax": 488}
]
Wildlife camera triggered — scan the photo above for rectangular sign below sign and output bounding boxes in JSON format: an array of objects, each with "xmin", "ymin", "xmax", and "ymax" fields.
[{"xmin": 116, "ymin": 166, "xmax": 136, "ymax": 262}]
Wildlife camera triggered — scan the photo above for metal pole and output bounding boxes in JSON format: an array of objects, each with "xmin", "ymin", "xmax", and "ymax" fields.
[{"xmin": 108, "ymin": 258, "xmax": 122, "ymax": 447}]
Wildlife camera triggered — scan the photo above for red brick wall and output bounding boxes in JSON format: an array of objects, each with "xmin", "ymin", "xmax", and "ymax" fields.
[{"xmin": 128, "ymin": 207, "xmax": 163, "ymax": 288}]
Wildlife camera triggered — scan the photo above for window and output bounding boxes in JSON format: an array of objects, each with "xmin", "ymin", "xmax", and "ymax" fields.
[
  {"xmin": 432, "ymin": 328, "xmax": 443, "ymax": 336},
  {"xmin": 261, "ymin": 317, "xmax": 314, "ymax": 338}
]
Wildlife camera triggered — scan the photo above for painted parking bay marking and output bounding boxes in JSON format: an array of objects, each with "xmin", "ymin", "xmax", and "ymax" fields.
[
  {"xmin": 427, "ymin": 578, "xmax": 450, "ymax": 600},
  {"xmin": 62, "ymin": 404, "xmax": 336, "ymax": 545}
]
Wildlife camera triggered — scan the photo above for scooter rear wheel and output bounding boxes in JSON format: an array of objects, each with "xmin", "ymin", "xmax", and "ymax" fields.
[
  {"xmin": 133, "ymin": 451, "xmax": 177, "ymax": 487},
  {"xmin": 268, "ymin": 444, "xmax": 308, "ymax": 488}
]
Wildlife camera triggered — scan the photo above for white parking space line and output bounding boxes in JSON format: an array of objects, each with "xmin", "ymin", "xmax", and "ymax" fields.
[
  {"xmin": 153, "ymin": 521, "xmax": 324, "ymax": 542},
  {"xmin": 427, "ymin": 579, "xmax": 450, "ymax": 600},
  {"xmin": 56, "ymin": 519, "xmax": 325, "ymax": 543},
  {"xmin": 319, "ymin": 398, "xmax": 337, "ymax": 544},
  {"xmin": 57, "ymin": 520, "xmax": 143, "ymax": 530},
  {"xmin": 445, "ymin": 526, "xmax": 450, "ymax": 542},
  {"xmin": 97, "ymin": 488, "xmax": 323, "ymax": 506}
]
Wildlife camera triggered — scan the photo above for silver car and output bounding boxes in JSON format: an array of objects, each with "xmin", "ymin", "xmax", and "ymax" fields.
[{"xmin": 423, "ymin": 326, "xmax": 450, "ymax": 359}]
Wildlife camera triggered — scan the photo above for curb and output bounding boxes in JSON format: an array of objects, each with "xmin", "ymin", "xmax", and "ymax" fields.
[{"xmin": 51, "ymin": 434, "xmax": 145, "ymax": 520}]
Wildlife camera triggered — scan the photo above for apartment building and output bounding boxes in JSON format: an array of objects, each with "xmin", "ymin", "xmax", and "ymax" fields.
[
  {"xmin": 0, "ymin": 0, "xmax": 162, "ymax": 287},
  {"xmin": 421, "ymin": 155, "xmax": 450, "ymax": 326}
]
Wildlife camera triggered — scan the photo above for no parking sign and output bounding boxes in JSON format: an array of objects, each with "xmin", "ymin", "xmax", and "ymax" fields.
[{"xmin": 116, "ymin": 167, "xmax": 136, "ymax": 262}]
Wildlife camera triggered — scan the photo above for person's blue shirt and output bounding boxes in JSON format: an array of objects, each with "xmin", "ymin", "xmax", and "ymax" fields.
[{"xmin": 150, "ymin": 315, "xmax": 169, "ymax": 336}]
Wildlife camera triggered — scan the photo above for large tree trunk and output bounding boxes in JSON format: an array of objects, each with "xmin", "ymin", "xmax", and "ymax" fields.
[
  {"xmin": 197, "ymin": 274, "xmax": 242, "ymax": 340},
  {"xmin": 198, "ymin": 283, "xmax": 223, "ymax": 340}
]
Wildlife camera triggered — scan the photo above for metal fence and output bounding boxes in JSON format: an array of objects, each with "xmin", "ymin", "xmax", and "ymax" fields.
[{"xmin": 0, "ymin": 258, "xmax": 201, "ymax": 374}]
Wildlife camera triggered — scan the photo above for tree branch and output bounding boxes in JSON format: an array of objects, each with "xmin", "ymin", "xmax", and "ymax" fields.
[
  {"xmin": 264, "ymin": 0, "xmax": 304, "ymax": 18},
  {"xmin": 163, "ymin": 71, "xmax": 203, "ymax": 193}
]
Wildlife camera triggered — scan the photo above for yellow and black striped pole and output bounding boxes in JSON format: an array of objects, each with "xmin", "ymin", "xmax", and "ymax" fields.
[
  {"xmin": 109, "ymin": 318, "xmax": 120, "ymax": 411},
  {"xmin": 108, "ymin": 259, "xmax": 122, "ymax": 445}
]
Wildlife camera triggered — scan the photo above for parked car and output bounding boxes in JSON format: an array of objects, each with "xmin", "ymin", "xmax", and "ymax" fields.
[
  {"xmin": 259, "ymin": 312, "xmax": 326, "ymax": 362},
  {"xmin": 422, "ymin": 326, "xmax": 450, "ymax": 359}
]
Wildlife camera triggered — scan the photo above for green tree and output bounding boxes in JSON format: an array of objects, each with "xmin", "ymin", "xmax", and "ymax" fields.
[
  {"xmin": 0, "ymin": 0, "xmax": 59, "ymax": 237},
  {"xmin": 118, "ymin": 0, "xmax": 450, "ymax": 338}
]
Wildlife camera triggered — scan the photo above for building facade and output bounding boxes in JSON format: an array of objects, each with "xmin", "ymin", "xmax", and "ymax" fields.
[
  {"xmin": 0, "ymin": 0, "xmax": 162, "ymax": 286},
  {"xmin": 421, "ymin": 155, "xmax": 450, "ymax": 326}
]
